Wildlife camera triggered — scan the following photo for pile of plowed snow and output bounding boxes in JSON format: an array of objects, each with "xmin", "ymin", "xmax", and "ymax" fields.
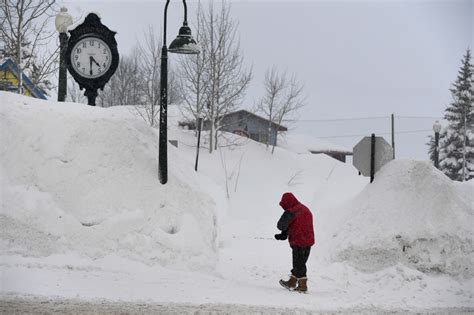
[
  {"xmin": 0, "ymin": 92, "xmax": 218, "ymax": 270},
  {"xmin": 323, "ymin": 159, "xmax": 473, "ymax": 278}
]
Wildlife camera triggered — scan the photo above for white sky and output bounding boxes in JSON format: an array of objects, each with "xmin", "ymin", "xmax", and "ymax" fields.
[{"xmin": 58, "ymin": 0, "xmax": 473, "ymax": 159}]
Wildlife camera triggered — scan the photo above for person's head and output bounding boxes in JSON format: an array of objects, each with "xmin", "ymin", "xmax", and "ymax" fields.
[{"xmin": 279, "ymin": 192, "xmax": 299, "ymax": 211}]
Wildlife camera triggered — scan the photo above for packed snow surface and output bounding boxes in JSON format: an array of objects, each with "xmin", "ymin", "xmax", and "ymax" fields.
[{"xmin": 0, "ymin": 92, "xmax": 473, "ymax": 312}]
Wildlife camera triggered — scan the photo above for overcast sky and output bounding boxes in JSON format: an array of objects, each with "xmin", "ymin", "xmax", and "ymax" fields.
[{"xmin": 60, "ymin": 0, "xmax": 473, "ymax": 159}]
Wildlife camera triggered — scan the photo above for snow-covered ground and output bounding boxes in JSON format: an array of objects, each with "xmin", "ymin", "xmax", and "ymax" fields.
[{"xmin": 1, "ymin": 92, "xmax": 473, "ymax": 313}]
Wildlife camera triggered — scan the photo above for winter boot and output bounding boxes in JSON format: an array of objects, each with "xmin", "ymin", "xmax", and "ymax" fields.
[
  {"xmin": 294, "ymin": 277, "xmax": 308, "ymax": 293},
  {"xmin": 279, "ymin": 275, "xmax": 297, "ymax": 290}
]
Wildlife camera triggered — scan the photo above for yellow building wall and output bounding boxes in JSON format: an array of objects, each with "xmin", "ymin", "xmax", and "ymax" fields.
[{"xmin": 0, "ymin": 69, "xmax": 32, "ymax": 97}]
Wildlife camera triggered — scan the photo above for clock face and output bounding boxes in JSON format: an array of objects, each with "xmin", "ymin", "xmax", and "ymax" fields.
[{"xmin": 70, "ymin": 37, "xmax": 112, "ymax": 79}]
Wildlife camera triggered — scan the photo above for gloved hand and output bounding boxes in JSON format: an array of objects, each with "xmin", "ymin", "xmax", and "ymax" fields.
[{"xmin": 274, "ymin": 231, "xmax": 288, "ymax": 240}]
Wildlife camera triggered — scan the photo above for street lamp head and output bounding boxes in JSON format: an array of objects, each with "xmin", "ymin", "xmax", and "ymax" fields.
[
  {"xmin": 55, "ymin": 7, "xmax": 73, "ymax": 34},
  {"xmin": 433, "ymin": 120, "xmax": 442, "ymax": 133},
  {"xmin": 168, "ymin": 23, "xmax": 200, "ymax": 55}
]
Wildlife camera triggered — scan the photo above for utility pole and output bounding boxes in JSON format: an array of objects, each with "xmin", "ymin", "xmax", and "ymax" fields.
[
  {"xmin": 195, "ymin": 117, "xmax": 203, "ymax": 171},
  {"xmin": 370, "ymin": 133, "xmax": 375, "ymax": 183},
  {"xmin": 391, "ymin": 113, "xmax": 395, "ymax": 159}
]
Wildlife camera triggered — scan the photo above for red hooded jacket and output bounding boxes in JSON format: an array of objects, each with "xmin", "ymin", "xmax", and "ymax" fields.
[{"xmin": 278, "ymin": 192, "xmax": 315, "ymax": 247}]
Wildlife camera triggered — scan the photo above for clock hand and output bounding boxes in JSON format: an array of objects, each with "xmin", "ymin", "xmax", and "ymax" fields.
[
  {"xmin": 89, "ymin": 56, "xmax": 93, "ymax": 75},
  {"xmin": 91, "ymin": 56, "xmax": 101, "ymax": 67}
]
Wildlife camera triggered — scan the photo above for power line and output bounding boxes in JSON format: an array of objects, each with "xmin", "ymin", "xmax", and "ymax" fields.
[
  {"xmin": 315, "ymin": 129, "xmax": 432, "ymax": 139},
  {"xmin": 283, "ymin": 115, "xmax": 442, "ymax": 122},
  {"xmin": 397, "ymin": 115, "xmax": 443, "ymax": 119},
  {"xmin": 283, "ymin": 116, "xmax": 389, "ymax": 122},
  {"xmin": 395, "ymin": 129, "xmax": 433, "ymax": 134}
]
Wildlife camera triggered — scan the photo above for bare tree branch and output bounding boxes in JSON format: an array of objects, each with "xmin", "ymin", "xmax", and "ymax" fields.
[
  {"xmin": 178, "ymin": 0, "xmax": 251, "ymax": 152},
  {"xmin": 255, "ymin": 66, "xmax": 306, "ymax": 153}
]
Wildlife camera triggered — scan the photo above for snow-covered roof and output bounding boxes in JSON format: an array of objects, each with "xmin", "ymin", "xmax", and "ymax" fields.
[
  {"xmin": 278, "ymin": 133, "xmax": 352, "ymax": 154},
  {"xmin": 223, "ymin": 110, "xmax": 288, "ymax": 131}
]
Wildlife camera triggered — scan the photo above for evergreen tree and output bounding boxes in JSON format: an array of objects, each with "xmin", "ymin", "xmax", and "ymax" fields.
[{"xmin": 438, "ymin": 49, "xmax": 474, "ymax": 181}]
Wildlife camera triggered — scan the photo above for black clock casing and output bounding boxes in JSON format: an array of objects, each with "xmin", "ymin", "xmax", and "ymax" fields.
[{"xmin": 66, "ymin": 13, "xmax": 119, "ymax": 105}]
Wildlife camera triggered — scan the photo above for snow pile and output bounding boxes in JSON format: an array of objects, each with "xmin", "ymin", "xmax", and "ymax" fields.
[
  {"xmin": 0, "ymin": 92, "xmax": 218, "ymax": 270},
  {"xmin": 1, "ymin": 92, "xmax": 474, "ymax": 310},
  {"xmin": 326, "ymin": 159, "xmax": 474, "ymax": 278}
]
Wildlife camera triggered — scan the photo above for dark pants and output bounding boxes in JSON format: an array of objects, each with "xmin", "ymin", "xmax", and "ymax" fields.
[{"xmin": 291, "ymin": 246, "xmax": 311, "ymax": 278}]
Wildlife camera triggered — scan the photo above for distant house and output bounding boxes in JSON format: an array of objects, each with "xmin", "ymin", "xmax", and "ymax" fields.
[
  {"xmin": 201, "ymin": 110, "xmax": 288, "ymax": 146},
  {"xmin": 0, "ymin": 58, "xmax": 47, "ymax": 99},
  {"xmin": 309, "ymin": 149, "xmax": 352, "ymax": 163},
  {"xmin": 278, "ymin": 134, "xmax": 353, "ymax": 163}
]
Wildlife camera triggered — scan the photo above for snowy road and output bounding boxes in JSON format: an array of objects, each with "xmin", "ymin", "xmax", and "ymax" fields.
[{"xmin": 1, "ymin": 295, "xmax": 473, "ymax": 315}]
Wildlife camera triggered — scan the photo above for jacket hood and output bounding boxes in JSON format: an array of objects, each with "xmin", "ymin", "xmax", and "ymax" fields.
[{"xmin": 279, "ymin": 192, "xmax": 299, "ymax": 211}]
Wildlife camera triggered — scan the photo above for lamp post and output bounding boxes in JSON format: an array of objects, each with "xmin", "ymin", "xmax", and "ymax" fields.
[
  {"xmin": 159, "ymin": 0, "xmax": 200, "ymax": 184},
  {"xmin": 433, "ymin": 120, "xmax": 442, "ymax": 169},
  {"xmin": 55, "ymin": 7, "xmax": 73, "ymax": 102}
]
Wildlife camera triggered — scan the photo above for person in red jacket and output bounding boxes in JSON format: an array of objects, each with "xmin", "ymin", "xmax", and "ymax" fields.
[{"xmin": 274, "ymin": 192, "xmax": 315, "ymax": 293}]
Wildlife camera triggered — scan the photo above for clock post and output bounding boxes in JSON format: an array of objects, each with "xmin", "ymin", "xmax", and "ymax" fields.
[
  {"xmin": 65, "ymin": 13, "xmax": 119, "ymax": 106},
  {"xmin": 84, "ymin": 88, "xmax": 99, "ymax": 106}
]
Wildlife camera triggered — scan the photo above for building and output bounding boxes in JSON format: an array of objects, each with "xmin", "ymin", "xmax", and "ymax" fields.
[
  {"xmin": 0, "ymin": 58, "xmax": 47, "ymax": 99},
  {"xmin": 202, "ymin": 110, "xmax": 288, "ymax": 146},
  {"xmin": 278, "ymin": 134, "xmax": 353, "ymax": 162},
  {"xmin": 308, "ymin": 149, "xmax": 352, "ymax": 163}
]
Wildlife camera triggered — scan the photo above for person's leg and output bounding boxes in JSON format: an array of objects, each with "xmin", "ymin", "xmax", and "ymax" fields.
[
  {"xmin": 291, "ymin": 246, "xmax": 309, "ymax": 278},
  {"xmin": 301, "ymin": 247, "xmax": 311, "ymax": 275},
  {"xmin": 279, "ymin": 247, "xmax": 298, "ymax": 289},
  {"xmin": 294, "ymin": 247, "xmax": 311, "ymax": 292}
]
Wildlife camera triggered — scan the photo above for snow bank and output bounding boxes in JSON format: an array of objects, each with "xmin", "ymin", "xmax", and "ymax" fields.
[
  {"xmin": 0, "ymin": 92, "xmax": 218, "ymax": 270},
  {"xmin": 1, "ymin": 92, "xmax": 473, "ymax": 310},
  {"xmin": 326, "ymin": 159, "xmax": 474, "ymax": 278}
]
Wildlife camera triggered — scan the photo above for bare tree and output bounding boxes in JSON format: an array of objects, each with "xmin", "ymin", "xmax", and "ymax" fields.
[
  {"xmin": 177, "ymin": 0, "xmax": 209, "ymax": 131},
  {"xmin": 0, "ymin": 0, "xmax": 58, "ymax": 95},
  {"xmin": 97, "ymin": 51, "xmax": 143, "ymax": 107},
  {"xmin": 179, "ymin": 0, "xmax": 251, "ymax": 153},
  {"xmin": 134, "ymin": 27, "xmax": 180, "ymax": 126},
  {"xmin": 134, "ymin": 27, "xmax": 161, "ymax": 126},
  {"xmin": 256, "ymin": 66, "xmax": 306, "ymax": 153},
  {"xmin": 66, "ymin": 74, "xmax": 86, "ymax": 103},
  {"xmin": 206, "ymin": 1, "xmax": 251, "ymax": 152}
]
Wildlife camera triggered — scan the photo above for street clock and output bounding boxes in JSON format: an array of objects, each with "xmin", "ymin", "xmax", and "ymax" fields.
[{"xmin": 66, "ymin": 13, "xmax": 119, "ymax": 105}]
